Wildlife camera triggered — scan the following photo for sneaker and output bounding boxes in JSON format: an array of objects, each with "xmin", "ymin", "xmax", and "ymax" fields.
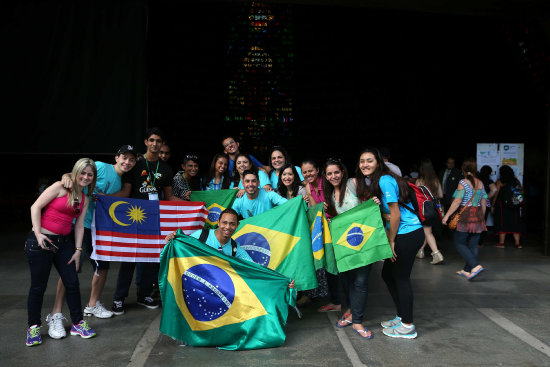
[
  {"xmin": 112, "ymin": 300, "xmax": 125, "ymax": 315},
  {"xmin": 46, "ymin": 313, "xmax": 67, "ymax": 339},
  {"xmin": 383, "ymin": 323, "xmax": 417, "ymax": 339},
  {"xmin": 380, "ymin": 316, "xmax": 401, "ymax": 328},
  {"xmin": 84, "ymin": 301, "xmax": 114, "ymax": 319},
  {"xmin": 70, "ymin": 320, "xmax": 96, "ymax": 339},
  {"xmin": 495, "ymin": 243, "xmax": 505, "ymax": 248},
  {"xmin": 26, "ymin": 325, "xmax": 42, "ymax": 346},
  {"xmin": 137, "ymin": 296, "xmax": 159, "ymax": 309}
]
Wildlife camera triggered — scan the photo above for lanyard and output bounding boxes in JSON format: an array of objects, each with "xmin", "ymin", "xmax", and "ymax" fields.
[{"xmin": 145, "ymin": 160, "xmax": 160, "ymax": 188}]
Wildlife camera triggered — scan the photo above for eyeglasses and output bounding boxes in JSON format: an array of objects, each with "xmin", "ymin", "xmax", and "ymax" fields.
[
  {"xmin": 73, "ymin": 200, "xmax": 81, "ymax": 215},
  {"xmin": 223, "ymin": 140, "xmax": 236, "ymax": 148}
]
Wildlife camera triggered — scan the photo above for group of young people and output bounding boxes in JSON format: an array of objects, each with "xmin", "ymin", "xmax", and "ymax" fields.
[{"xmin": 26, "ymin": 127, "xmax": 492, "ymax": 347}]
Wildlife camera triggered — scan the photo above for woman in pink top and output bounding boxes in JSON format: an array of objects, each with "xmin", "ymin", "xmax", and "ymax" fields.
[
  {"xmin": 25, "ymin": 158, "xmax": 97, "ymax": 347},
  {"xmin": 301, "ymin": 159, "xmax": 326, "ymax": 208}
]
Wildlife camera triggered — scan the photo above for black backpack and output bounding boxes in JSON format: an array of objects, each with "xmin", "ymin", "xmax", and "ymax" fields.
[{"xmin": 198, "ymin": 227, "xmax": 237, "ymax": 256}]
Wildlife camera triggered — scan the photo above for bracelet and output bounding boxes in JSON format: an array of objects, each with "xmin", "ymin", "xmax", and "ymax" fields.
[{"xmin": 76, "ymin": 247, "xmax": 83, "ymax": 252}]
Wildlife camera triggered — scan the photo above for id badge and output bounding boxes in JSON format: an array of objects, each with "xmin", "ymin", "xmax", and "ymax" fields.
[{"xmin": 148, "ymin": 193, "xmax": 159, "ymax": 201}]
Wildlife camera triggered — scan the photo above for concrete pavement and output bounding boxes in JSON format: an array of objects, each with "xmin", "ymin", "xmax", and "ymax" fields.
[{"xmin": 2, "ymin": 232, "xmax": 550, "ymax": 366}]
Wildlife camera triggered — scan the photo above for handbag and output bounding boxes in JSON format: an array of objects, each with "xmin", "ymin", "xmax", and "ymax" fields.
[{"xmin": 448, "ymin": 189, "xmax": 477, "ymax": 230}]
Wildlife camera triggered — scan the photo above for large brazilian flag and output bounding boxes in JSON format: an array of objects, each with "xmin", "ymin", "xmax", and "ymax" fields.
[
  {"xmin": 329, "ymin": 199, "xmax": 392, "ymax": 272},
  {"xmin": 159, "ymin": 231, "xmax": 296, "ymax": 350},
  {"xmin": 190, "ymin": 189, "xmax": 238, "ymax": 228},
  {"xmin": 232, "ymin": 197, "xmax": 318, "ymax": 291},
  {"xmin": 306, "ymin": 203, "xmax": 338, "ymax": 275}
]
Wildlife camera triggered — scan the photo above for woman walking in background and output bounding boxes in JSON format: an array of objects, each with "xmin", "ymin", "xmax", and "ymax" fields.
[
  {"xmin": 493, "ymin": 165, "xmax": 523, "ymax": 248},
  {"xmin": 442, "ymin": 158, "xmax": 487, "ymax": 280},
  {"xmin": 415, "ymin": 158, "xmax": 444, "ymax": 264}
]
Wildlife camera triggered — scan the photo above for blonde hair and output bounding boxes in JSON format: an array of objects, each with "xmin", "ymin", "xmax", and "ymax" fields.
[{"xmin": 68, "ymin": 158, "xmax": 97, "ymax": 206}]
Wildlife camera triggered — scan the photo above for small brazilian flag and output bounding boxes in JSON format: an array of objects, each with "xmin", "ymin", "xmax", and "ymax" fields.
[
  {"xmin": 232, "ymin": 197, "xmax": 318, "ymax": 291},
  {"xmin": 159, "ymin": 231, "xmax": 296, "ymax": 350},
  {"xmin": 329, "ymin": 199, "xmax": 392, "ymax": 272},
  {"xmin": 190, "ymin": 189, "xmax": 238, "ymax": 228},
  {"xmin": 306, "ymin": 203, "xmax": 338, "ymax": 275}
]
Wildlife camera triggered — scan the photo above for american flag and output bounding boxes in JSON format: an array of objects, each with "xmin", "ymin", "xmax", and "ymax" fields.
[{"xmin": 91, "ymin": 196, "xmax": 207, "ymax": 262}]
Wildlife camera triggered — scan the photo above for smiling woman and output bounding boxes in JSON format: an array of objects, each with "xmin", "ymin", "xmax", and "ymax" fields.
[{"xmin": 25, "ymin": 158, "xmax": 98, "ymax": 346}]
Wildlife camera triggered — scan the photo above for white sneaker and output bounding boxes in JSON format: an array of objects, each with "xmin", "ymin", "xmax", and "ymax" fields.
[
  {"xmin": 46, "ymin": 313, "xmax": 66, "ymax": 339},
  {"xmin": 83, "ymin": 301, "xmax": 114, "ymax": 319}
]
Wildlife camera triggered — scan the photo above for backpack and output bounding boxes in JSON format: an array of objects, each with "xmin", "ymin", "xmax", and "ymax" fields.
[
  {"xmin": 503, "ymin": 181, "xmax": 525, "ymax": 207},
  {"xmin": 198, "ymin": 227, "xmax": 238, "ymax": 256},
  {"xmin": 400, "ymin": 182, "xmax": 442, "ymax": 224}
]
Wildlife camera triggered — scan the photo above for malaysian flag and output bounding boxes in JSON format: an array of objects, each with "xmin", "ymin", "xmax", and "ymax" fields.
[{"xmin": 91, "ymin": 196, "xmax": 207, "ymax": 262}]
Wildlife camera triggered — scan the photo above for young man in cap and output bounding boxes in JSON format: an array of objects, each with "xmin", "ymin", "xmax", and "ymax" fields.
[{"xmin": 45, "ymin": 145, "xmax": 138, "ymax": 340}]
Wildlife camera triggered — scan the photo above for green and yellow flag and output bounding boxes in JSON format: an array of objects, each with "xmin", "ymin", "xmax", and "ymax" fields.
[
  {"xmin": 306, "ymin": 203, "xmax": 338, "ymax": 275},
  {"xmin": 232, "ymin": 197, "xmax": 317, "ymax": 291},
  {"xmin": 159, "ymin": 230, "xmax": 295, "ymax": 350},
  {"xmin": 329, "ymin": 199, "xmax": 392, "ymax": 272},
  {"xmin": 190, "ymin": 189, "xmax": 238, "ymax": 228}
]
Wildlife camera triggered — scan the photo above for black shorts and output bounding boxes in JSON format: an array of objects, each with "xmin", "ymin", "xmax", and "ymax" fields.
[{"xmin": 82, "ymin": 228, "xmax": 110, "ymax": 271}]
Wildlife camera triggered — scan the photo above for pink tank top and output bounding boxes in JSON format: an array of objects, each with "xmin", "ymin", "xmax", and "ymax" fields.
[
  {"xmin": 309, "ymin": 179, "xmax": 325, "ymax": 204},
  {"xmin": 41, "ymin": 192, "xmax": 85, "ymax": 235}
]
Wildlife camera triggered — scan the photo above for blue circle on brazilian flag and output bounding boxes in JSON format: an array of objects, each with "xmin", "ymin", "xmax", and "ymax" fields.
[
  {"xmin": 311, "ymin": 217, "xmax": 323, "ymax": 252},
  {"xmin": 235, "ymin": 232, "xmax": 271, "ymax": 266},
  {"xmin": 182, "ymin": 264, "xmax": 235, "ymax": 322},
  {"xmin": 347, "ymin": 226, "xmax": 364, "ymax": 246},
  {"xmin": 208, "ymin": 206, "xmax": 222, "ymax": 223}
]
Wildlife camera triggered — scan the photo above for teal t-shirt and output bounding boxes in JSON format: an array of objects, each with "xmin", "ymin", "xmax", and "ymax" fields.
[
  {"xmin": 379, "ymin": 175, "xmax": 422, "ymax": 234},
  {"xmin": 231, "ymin": 189, "xmax": 288, "ymax": 219},
  {"xmin": 270, "ymin": 166, "xmax": 304, "ymax": 188},
  {"xmin": 84, "ymin": 161, "xmax": 122, "ymax": 228},
  {"xmin": 190, "ymin": 229, "xmax": 253, "ymax": 262}
]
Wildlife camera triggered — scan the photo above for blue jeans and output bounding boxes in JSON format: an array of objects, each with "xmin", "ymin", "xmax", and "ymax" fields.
[
  {"xmin": 25, "ymin": 231, "xmax": 83, "ymax": 326},
  {"xmin": 454, "ymin": 231, "xmax": 481, "ymax": 272},
  {"xmin": 344, "ymin": 265, "xmax": 372, "ymax": 324}
]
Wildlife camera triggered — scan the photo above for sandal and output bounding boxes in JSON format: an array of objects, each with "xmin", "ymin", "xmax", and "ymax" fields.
[
  {"xmin": 456, "ymin": 270, "xmax": 471, "ymax": 279},
  {"xmin": 353, "ymin": 327, "xmax": 374, "ymax": 340},
  {"xmin": 318, "ymin": 304, "xmax": 341, "ymax": 312},
  {"xmin": 336, "ymin": 317, "xmax": 352, "ymax": 328},
  {"xmin": 467, "ymin": 267, "xmax": 485, "ymax": 280}
]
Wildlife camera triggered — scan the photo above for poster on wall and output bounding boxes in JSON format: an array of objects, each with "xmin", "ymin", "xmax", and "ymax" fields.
[{"xmin": 477, "ymin": 143, "xmax": 524, "ymax": 184}]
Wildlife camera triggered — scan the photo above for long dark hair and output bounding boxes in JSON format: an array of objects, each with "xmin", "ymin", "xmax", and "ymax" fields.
[
  {"xmin": 478, "ymin": 165, "xmax": 494, "ymax": 190},
  {"xmin": 461, "ymin": 157, "xmax": 477, "ymax": 188},
  {"xmin": 418, "ymin": 158, "xmax": 439, "ymax": 195},
  {"xmin": 277, "ymin": 163, "xmax": 303, "ymax": 199},
  {"xmin": 205, "ymin": 153, "xmax": 230, "ymax": 189},
  {"xmin": 231, "ymin": 152, "xmax": 256, "ymax": 187},
  {"xmin": 269, "ymin": 145, "xmax": 291, "ymax": 172},
  {"xmin": 498, "ymin": 165, "xmax": 516, "ymax": 185},
  {"xmin": 355, "ymin": 147, "xmax": 411, "ymax": 205},
  {"xmin": 322, "ymin": 158, "xmax": 349, "ymax": 217}
]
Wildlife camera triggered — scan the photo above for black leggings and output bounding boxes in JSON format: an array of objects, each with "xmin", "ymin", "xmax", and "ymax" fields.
[{"xmin": 381, "ymin": 228, "xmax": 425, "ymax": 324}]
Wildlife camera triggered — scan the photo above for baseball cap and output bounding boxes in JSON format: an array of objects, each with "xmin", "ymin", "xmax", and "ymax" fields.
[{"xmin": 117, "ymin": 145, "xmax": 137, "ymax": 157}]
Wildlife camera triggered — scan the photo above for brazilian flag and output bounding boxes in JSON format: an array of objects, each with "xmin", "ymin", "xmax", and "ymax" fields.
[
  {"xmin": 190, "ymin": 189, "xmax": 238, "ymax": 228},
  {"xmin": 159, "ymin": 230, "xmax": 296, "ymax": 350},
  {"xmin": 306, "ymin": 203, "xmax": 338, "ymax": 275},
  {"xmin": 232, "ymin": 197, "xmax": 318, "ymax": 291},
  {"xmin": 329, "ymin": 199, "xmax": 392, "ymax": 272}
]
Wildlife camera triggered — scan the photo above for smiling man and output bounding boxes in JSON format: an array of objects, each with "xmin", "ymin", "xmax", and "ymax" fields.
[{"xmin": 231, "ymin": 170, "xmax": 288, "ymax": 219}]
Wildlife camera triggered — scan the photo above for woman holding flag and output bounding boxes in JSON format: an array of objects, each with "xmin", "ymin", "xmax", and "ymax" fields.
[
  {"xmin": 356, "ymin": 148, "xmax": 425, "ymax": 339},
  {"xmin": 321, "ymin": 158, "xmax": 374, "ymax": 340},
  {"xmin": 25, "ymin": 158, "xmax": 98, "ymax": 346}
]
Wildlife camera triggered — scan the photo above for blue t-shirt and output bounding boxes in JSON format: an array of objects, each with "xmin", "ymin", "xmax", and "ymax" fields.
[
  {"xmin": 85, "ymin": 161, "xmax": 122, "ymax": 228},
  {"xmin": 232, "ymin": 189, "xmax": 288, "ymax": 219},
  {"xmin": 379, "ymin": 175, "xmax": 422, "ymax": 234},
  {"xmin": 230, "ymin": 170, "xmax": 271, "ymax": 189},
  {"xmin": 228, "ymin": 154, "xmax": 264, "ymax": 177},
  {"xmin": 270, "ymin": 166, "xmax": 305, "ymax": 188},
  {"xmin": 190, "ymin": 229, "xmax": 253, "ymax": 262}
]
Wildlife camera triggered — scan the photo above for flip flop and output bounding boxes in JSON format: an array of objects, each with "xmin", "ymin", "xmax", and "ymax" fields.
[
  {"xmin": 336, "ymin": 317, "xmax": 352, "ymax": 328},
  {"xmin": 353, "ymin": 327, "xmax": 374, "ymax": 340},
  {"xmin": 468, "ymin": 267, "xmax": 485, "ymax": 280},
  {"xmin": 456, "ymin": 270, "xmax": 470, "ymax": 279},
  {"xmin": 318, "ymin": 305, "xmax": 341, "ymax": 312}
]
